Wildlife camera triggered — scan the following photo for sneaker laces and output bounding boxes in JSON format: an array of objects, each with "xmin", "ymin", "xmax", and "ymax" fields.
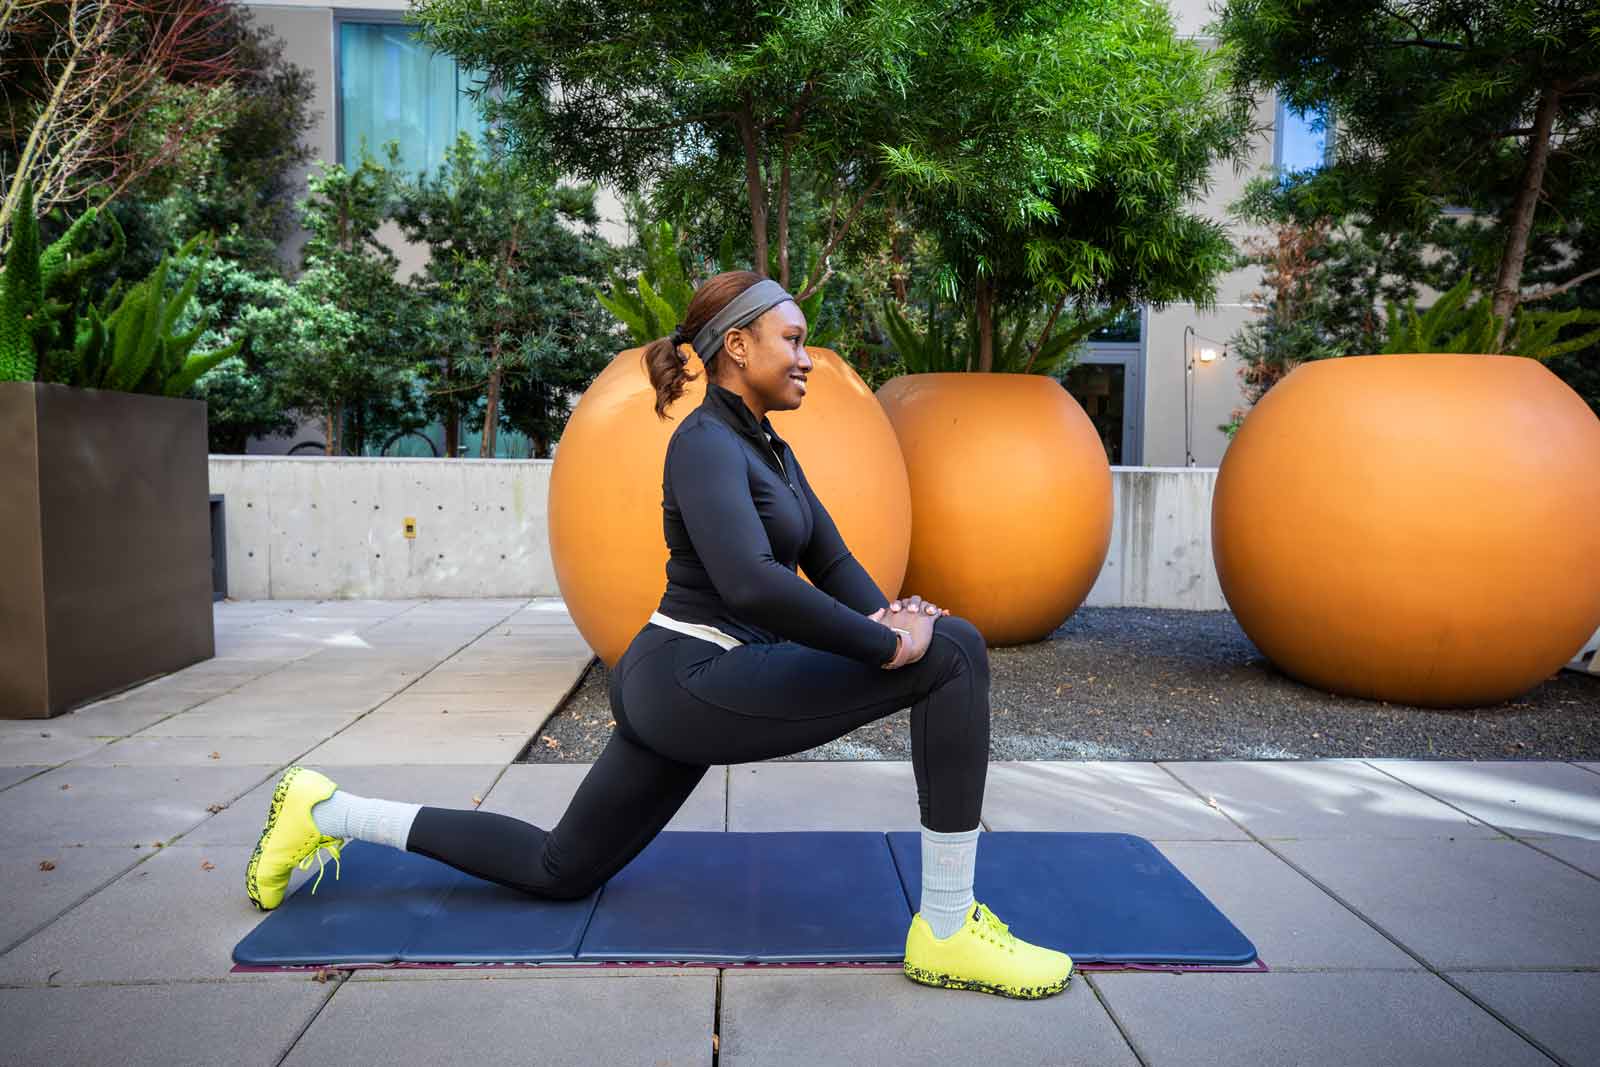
[
  {"xmin": 295, "ymin": 836, "xmax": 347, "ymax": 895},
  {"xmin": 974, "ymin": 903, "xmax": 1017, "ymax": 949}
]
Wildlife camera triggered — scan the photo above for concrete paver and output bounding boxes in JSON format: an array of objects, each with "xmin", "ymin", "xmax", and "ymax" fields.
[
  {"xmin": 70, "ymin": 734, "xmax": 325, "ymax": 768},
  {"xmin": 0, "ymin": 846, "xmax": 139, "ymax": 951},
  {"xmin": 1161, "ymin": 759, "xmax": 1499, "ymax": 839},
  {"xmin": 1523, "ymin": 836, "xmax": 1600, "ymax": 879},
  {"xmin": 1092, "ymin": 971, "xmax": 1550, "ymax": 1066},
  {"xmin": 483, "ymin": 763, "xmax": 726, "ymax": 831},
  {"xmin": 0, "ymin": 729, "xmax": 107, "ymax": 765},
  {"xmin": 1448, "ymin": 971, "xmax": 1600, "ymax": 1066},
  {"xmin": 983, "ymin": 761, "xmax": 1247, "ymax": 839},
  {"xmin": 0, "ymin": 764, "xmax": 274, "ymax": 849},
  {"xmin": 720, "ymin": 970, "xmax": 1138, "ymax": 1066},
  {"xmin": 302, "ymin": 730, "xmax": 531, "ymax": 765},
  {"xmin": 282, "ymin": 972, "xmax": 715, "ymax": 1066},
  {"xmin": 1367, "ymin": 759, "xmax": 1600, "ymax": 839},
  {"xmin": 0, "ymin": 766, "xmax": 45, "ymax": 791},
  {"xmin": 0, "ymin": 844, "xmax": 301, "ymax": 984},
  {"xmin": 1273, "ymin": 837, "xmax": 1600, "ymax": 969},
  {"xmin": 137, "ymin": 706, "xmax": 362, "ymax": 739},
  {"xmin": 1151, "ymin": 842, "xmax": 1418, "ymax": 970},
  {"xmin": 728, "ymin": 762, "xmax": 925, "ymax": 830},
  {"xmin": 0, "ymin": 982, "xmax": 332, "ymax": 1066}
]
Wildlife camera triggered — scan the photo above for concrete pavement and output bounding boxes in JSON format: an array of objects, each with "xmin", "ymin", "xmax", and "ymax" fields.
[{"xmin": 1, "ymin": 598, "xmax": 1596, "ymax": 1065}]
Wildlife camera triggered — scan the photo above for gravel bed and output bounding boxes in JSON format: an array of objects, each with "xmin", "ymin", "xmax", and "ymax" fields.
[{"xmin": 519, "ymin": 607, "xmax": 1600, "ymax": 763}]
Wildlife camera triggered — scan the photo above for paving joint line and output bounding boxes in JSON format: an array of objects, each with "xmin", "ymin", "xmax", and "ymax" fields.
[
  {"xmin": 1358, "ymin": 760, "xmax": 1600, "ymax": 887},
  {"xmin": 1081, "ymin": 972, "xmax": 1150, "ymax": 1067},
  {"xmin": 1568, "ymin": 761, "xmax": 1600, "ymax": 779},
  {"xmin": 274, "ymin": 969, "xmax": 349, "ymax": 1067},
  {"xmin": 711, "ymin": 968, "xmax": 724, "ymax": 1066},
  {"xmin": 1153, "ymin": 761, "xmax": 1569, "ymax": 1066}
]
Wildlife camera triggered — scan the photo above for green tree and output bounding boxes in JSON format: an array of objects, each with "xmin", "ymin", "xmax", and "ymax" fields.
[
  {"xmin": 394, "ymin": 132, "xmax": 619, "ymax": 458},
  {"xmin": 411, "ymin": 0, "xmax": 953, "ymax": 296},
  {"xmin": 886, "ymin": 0, "xmax": 1253, "ymax": 369},
  {"xmin": 262, "ymin": 150, "xmax": 421, "ymax": 455},
  {"xmin": 1213, "ymin": 0, "xmax": 1600, "ymax": 351}
]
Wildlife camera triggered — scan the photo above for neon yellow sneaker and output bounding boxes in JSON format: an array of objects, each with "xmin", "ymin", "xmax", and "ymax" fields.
[
  {"xmin": 903, "ymin": 902, "xmax": 1074, "ymax": 999},
  {"xmin": 245, "ymin": 766, "xmax": 345, "ymax": 911}
]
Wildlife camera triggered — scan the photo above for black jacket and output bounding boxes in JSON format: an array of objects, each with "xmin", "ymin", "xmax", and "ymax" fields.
[{"xmin": 654, "ymin": 380, "xmax": 900, "ymax": 666}]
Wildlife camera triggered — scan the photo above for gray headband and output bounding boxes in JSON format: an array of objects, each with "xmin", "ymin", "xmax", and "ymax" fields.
[{"xmin": 691, "ymin": 279, "xmax": 795, "ymax": 365}]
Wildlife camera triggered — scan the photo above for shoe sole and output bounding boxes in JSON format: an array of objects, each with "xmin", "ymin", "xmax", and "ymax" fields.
[
  {"xmin": 245, "ymin": 766, "xmax": 306, "ymax": 911},
  {"xmin": 903, "ymin": 963, "xmax": 1072, "ymax": 1000}
]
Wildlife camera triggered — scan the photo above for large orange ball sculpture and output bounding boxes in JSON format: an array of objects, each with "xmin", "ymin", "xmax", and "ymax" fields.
[
  {"xmin": 876, "ymin": 373, "xmax": 1113, "ymax": 646},
  {"xmin": 1213, "ymin": 353, "xmax": 1600, "ymax": 708},
  {"xmin": 549, "ymin": 346, "xmax": 912, "ymax": 667}
]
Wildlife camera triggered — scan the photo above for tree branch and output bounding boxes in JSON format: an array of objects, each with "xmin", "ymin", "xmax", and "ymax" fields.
[
  {"xmin": 1520, "ymin": 266, "xmax": 1600, "ymax": 304},
  {"xmin": 795, "ymin": 173, "xmax": 884, "ymax": 301}
]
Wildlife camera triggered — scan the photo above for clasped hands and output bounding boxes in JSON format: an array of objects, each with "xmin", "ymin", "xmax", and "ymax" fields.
[{"xmin": 868, "ymin": 594, "xmax": 951, "ymax": 670}]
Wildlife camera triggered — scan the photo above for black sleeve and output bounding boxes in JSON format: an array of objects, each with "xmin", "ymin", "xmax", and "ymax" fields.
[
  {"xmin": 795, "ymin": 457, "xmax": 892, "ymax": 617},
  {"xmin": 669, "ymin": 423, "xmax": 900, "ymax": 666}
]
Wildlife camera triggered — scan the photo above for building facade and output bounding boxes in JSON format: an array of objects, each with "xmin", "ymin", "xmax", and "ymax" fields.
[{"xmin": 243, "ymin": 0, "xmax": 1323, "ymax": 466}]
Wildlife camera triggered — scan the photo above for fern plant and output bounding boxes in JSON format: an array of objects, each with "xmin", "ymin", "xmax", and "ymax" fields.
[
  {"xmin": 596, "ymin": 218, "xmax": 834, "ymax": 349},
  {"xmin": 1381, "ymin": 274, "xmax": 1600, "ymax": 360},
  {"xmin": 879, "ymin": 300, "xmax": 1120, "ymax": 375}
]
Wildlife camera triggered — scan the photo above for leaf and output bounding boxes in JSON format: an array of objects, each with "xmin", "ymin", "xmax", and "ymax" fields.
[{"xmin": 39, "ymin": 860, "xmax": 56, "ymax": 871}]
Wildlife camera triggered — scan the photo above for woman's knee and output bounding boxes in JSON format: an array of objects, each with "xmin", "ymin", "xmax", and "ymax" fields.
[{"xmin": 932, "ymin": 614, "xmax": 989, "ymax": 675}]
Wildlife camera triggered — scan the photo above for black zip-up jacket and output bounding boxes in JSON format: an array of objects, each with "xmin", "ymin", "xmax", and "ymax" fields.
[{"xmin": 654, "ymin": 380, "xmax": 900, "ymax": 667}]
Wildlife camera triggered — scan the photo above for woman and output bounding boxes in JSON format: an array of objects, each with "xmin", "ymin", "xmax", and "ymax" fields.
[{"xmin": 245, "ymin": 272, "xmax": 1073, "ymax": 999}]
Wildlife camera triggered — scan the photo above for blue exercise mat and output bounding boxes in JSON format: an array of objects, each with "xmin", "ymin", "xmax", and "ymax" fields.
[
  {"xmin": 577, "ymin": 831, "xmax": 909, "ymax": 962},
  {"xmin": 234, "ymin": 832, "xmax": 1257, "ymax": 968},
  {"xmin": 887, "ymin": 831, "xmax": 1257, "ymax": 965}
]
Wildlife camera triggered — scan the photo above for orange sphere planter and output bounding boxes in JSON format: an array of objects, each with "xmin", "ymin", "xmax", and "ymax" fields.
[
  {"xmin": 549, "ymin": 346, "xmax": 912, "ymax": 667},
  {"xmin": 1213, "ymin": 353, "xmax": 1600, "ymax": 708},
  {"xmin": 876, "ymin": 373, "xmax": 1113, "ymax": 646}
]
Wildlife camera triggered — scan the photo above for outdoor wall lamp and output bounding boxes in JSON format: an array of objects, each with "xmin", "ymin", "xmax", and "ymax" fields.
[{"xmin": 1183, "ymin": 325, "xmax": 1229, "ymax": 467}]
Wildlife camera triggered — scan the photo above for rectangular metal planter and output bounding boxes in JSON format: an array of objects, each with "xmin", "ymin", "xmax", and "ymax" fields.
[{"xmin": 0, "ymin": 382, "xmax": 216, "ymax": 718}]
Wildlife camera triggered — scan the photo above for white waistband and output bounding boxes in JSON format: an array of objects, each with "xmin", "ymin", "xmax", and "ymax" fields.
[{"xmin": 647, "ymin": 611, "xmax": 744, "ymax": 650}]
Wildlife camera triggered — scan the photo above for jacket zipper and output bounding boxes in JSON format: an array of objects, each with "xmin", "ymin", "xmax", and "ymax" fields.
[{"xmin": 760, "ymin": 435, "xmax": 801, "ymax": 499}]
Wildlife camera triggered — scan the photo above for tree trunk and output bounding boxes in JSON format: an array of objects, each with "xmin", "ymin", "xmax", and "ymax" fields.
[
  {"xmin": 481, "ymin": 365, "xmax": 501, "ymax": 458},
  {"xmin": 888, "ymin": 196, "xmax": 908, "ymax": 304},
  {"xmin": 777, "ymin": 142, "xmax": 792, "ymax": 289},
  {"xmin": 443, "ymin": 353, "xmax": 459, "ymax": 457},
  {"xmin": 736, "ymin": 102, "xmax": 769, "ymax": 277},
  {"xmin": 1491, "ymin": 86, "xmax": 1563, "ymax": 351},
  {"xmin": 976, "ymin": 277, "xmax": 995, "ymax": 372}
]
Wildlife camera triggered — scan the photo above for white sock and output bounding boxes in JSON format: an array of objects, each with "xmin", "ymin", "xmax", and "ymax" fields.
[
  {"xmin": 311, "ymin": 790, "xmax": 422, "ymax": 852},
  {"xmin": 920, "ymin": 825, "xmax": 979, "ymax": 939}
]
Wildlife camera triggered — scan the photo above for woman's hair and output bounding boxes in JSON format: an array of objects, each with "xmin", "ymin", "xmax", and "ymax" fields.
[{"xmin": 643, "ymin": 270, "xmax": 765, "ymax": 420}]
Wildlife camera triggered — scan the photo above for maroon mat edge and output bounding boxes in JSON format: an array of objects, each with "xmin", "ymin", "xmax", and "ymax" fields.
[{"xmin": 233, "ymin": 958, "xmax": 1269, "ymax": 975}]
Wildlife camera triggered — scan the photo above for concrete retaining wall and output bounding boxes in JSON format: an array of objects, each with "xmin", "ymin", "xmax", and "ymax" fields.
[{"xmin": 209, "ymin": 457, "xmax": 1228, "ymax": 610}]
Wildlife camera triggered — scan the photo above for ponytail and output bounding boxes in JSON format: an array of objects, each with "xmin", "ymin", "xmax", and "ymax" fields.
[
  {"xmin": 642, "ymin": 327, "xmax": 698, "ymax": 420},
  {"xmin": 642, "ymin": 270, "xmax": 765, "ymax": 420}
]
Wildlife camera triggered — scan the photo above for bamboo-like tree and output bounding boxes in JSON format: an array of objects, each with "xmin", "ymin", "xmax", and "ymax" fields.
[{"xmin": 410, "ymin": 0, "xmax": 950, "ymax": 296}]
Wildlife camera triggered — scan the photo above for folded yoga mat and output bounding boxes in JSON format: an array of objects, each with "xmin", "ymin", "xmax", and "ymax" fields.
[{"xmin": 233, "ymin": 831, "xmax": 1258, "ymax": 968}]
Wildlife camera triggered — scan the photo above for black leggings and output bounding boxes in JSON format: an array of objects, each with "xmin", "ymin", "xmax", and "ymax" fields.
[{"xmin": 406, "ymin": 614, "xmax": 991, "ymax": 899}]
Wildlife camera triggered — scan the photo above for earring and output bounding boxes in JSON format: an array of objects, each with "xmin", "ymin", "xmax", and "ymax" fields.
[{"xmin": 737, "ymin": 360, "xmax": 746, "ymax": 369}]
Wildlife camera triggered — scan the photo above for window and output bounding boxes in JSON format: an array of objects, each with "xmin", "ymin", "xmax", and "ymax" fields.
[
  {"xmin": 1275, "ymin": 98, "xmax": 1334, "ymax": 174},
  {"xmin": 338, "ymin": 21, "xmax": 488, "ymax": 179}
]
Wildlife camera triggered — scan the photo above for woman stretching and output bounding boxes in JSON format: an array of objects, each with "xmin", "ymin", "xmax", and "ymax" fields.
[{"xmin": 246, "ymin": 271, "xmax": 1074, "ymax": 999}]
